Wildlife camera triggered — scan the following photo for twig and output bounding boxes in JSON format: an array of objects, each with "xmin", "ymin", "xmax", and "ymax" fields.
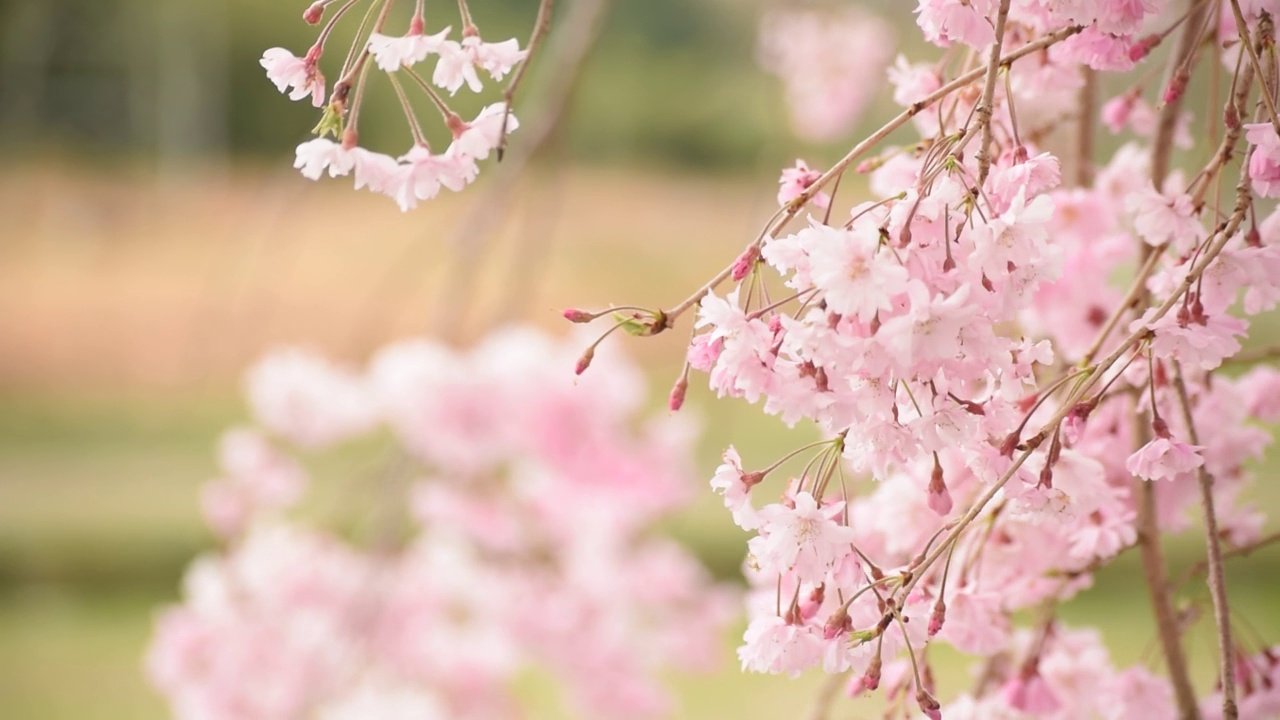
[
  {"xmin": 1171, "ymin": 361, "xmax": 1238, "ymax": 720},
  {"xmin": 1076, "ymin": 68, "xmax": 1097, "ymax": 186},
  {"xmin": 498, "ymin": 0, "xmax": 555, "ymax": 160},
  {"xmin": 1228, "ymin": 0, "xmax": 1280, "ymax": 136},
  {"xmin": 1153, "ymin": 0, "xmax": 1211, "ymax": 186},
  {"xmin": 1133, "ymin": 410, "xmax": 1202, "ymax": 720},
  {"xmin": 976, "ymin": 0, "xmax": 1013, "ymax": 184}
]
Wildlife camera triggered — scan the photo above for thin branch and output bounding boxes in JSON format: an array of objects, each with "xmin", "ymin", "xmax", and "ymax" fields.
[
  {"xmin": 498, "ymin": 0, "xmax": 555, "ymax": 160},
  {"xmin": 1171, "ymin": 361, "xmax": 1238, "ymax": 720},
  {"xmin": 1228, "ymin": 0, "xmax": 1280, "ymax": 135},
  {"xmin": 1153, "ymin": 0, "xmax": 1210, "ymax": 186},
  {"xmin": 976, "ymin": 0, "xmax": 1013, "ymax": 184},
  {"xmin": 1133, "ymin": 410, "xmax": 1203, "ymax": 720},
  {"xmin": 1076, "ymin": 68, "xmax": 1097, "ymax": 186}
]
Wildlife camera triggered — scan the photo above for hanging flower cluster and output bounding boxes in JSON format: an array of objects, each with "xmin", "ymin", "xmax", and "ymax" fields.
[
  {"xmin": 260, "ymin": 0, "xmax": 535, "ymax": 210},
  {"xmin": 570, "ymin": 1, "xmax": 1280, "ymax": 717},
  {"xmin": 146, "ymin": 327, "xmax": 732, "ymax": 720}
]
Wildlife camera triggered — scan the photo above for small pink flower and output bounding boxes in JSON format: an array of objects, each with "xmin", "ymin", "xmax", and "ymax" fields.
[
  {"xmin": 432, "ymin": 35, "xmax": 527, "ymax": 94},
  {"xmin": 710, "ymin": 446, "xmax": 762, "ymax": 530},
  {"xmin": 451, "ymin": 103, "xmax": 519, "ymax": 162},
  {"xmin": 1245, "ymin": 123, "xmax": 1280, "ymax": 198},
  {"xmin": 294, "ymin": 138, "xmax": 355, "ymax": 180},
  {"xmin": 260, "ymin": 47, "xmax": 325, "ymax": 107},
  {"xmin": 1125, "ymin": 422, "xmax": 1205, "ymax": 482},
  {"xmin": 776, "ymin": 160, "xmax": 830, "ymax": 209},
  {"xmin": 366, "ymin": 27, "xmax": 451, "ymax": 72},
  {"xmin": 750, "ymin": 491, "xmax": 855, "ymax": 582}
]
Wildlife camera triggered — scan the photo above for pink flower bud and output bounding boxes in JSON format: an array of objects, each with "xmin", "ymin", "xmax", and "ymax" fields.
[
  {"xmin": 563, "ymin": 308, "xmax": 595, "ymax": 323},
  {"xmin": 1129, "ymin": 34, "xmax": 1160, "ymax": 62},
  {"xmin": 823, "ymin": 606, "xmax": 851, "ymax": 639},
  {"xmin": 731, "ymin": 245, "xmax": 760, "ymax": 282},
  {"xmin": 928, "ymin": 599, "xmax": 946, "ymax": 637},
  {"xmin": 1225, "ymin": 102, "xmax": 1241, "ymax": 131},
  {"xmin": 916, "ymin": 690, "xmax": 942, "ymax": 720},
  {"xmin": 303, "ymin": 2, "xmax": 324, "ymax": 24},
  {"xmin": 927, "ymin": 463, "xmax": 953, "ymax": 516},
  {"xmin": 1164, "ymin": 67, "xmax": 1189, "ymax": 105},
  {"xmin": 668, "ymin": 375, "xmax": 688, "ymax": 412},
  {"xmin": 862, "ymin": 653, "xmax": 882, "ymax": 691},
  {"xmin": 575, "ymin": 346, "xmax": 595, "ymax": 376}
]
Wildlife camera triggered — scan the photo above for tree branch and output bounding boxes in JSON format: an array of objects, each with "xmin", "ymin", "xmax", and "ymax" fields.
[
  {"xmin": 976, "ymin": 0, "xmax": 1013, "ymax": 184},
  {"xmin": 1171, "ymin": 361, "xmax": 1238, "ymax": 720}
]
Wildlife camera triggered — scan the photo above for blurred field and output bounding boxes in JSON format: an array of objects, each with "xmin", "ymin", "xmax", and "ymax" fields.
[{"xmin": 2, "ymin": 161, "xmax": 1279, "ymax": 719}]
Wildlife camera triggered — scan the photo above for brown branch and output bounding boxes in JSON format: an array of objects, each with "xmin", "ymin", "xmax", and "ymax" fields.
[
  {"xmin": 1228, "ymin": 0, "xmax": 1280, "ymax": 136},
  {"xmin": 976, "ymin": 0, "xmax": 1013, "ymax": 184},
  {"xmin": 498, "ymin": 0, "xmax": 554, "ymax": 160},
  {"xmin": 1133, "ymin": 411, "xmax": 1202, "ymax": 720},
  {"xmin": 1171, "ymin": 361, "xmax": 1238, "ymax": 720},
  {"xmin": 1076, "ymin": 68, "xmax": 1097, "ymax": 186},
  {"xmin": 1153, "ymin": 0, "xmax": 1210, "ymax": 186}
]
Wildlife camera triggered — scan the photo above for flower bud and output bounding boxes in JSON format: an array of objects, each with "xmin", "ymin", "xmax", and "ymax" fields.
[
  {"xmin": 1129, "ymin": 34, "xmax": 1160, "ymax": 62},
  {"xmin": 731, "ymin": 245, "xmax": 760, "ymax": 282},
  {"xmin": 862, "ymin": 653, "xmax": 882, "ymax": 691},
  {"xmin": 927, "ymin": 462, "xmax": 953, "ymax": 516},
  {"xmin": 668, "ymin": 374, "xmax": 688, "ymax": 412},
  {"xmin": 1225, "ymin": 102, "xmax": 1241, "ymax": 131},
  {"xmin": 928, "ymin": 599, "xmax": 946, "ymax": 637},
  {"xmin": 1163, "ymin": 67, "xmax": 1189, "ymax": 105},
  {"xmin": 823, "ymin": 605, "xmax": 852, "ymax": 639},
  {"xmin": 575, "ymin": 346, "xmax": 595, "ymax": 376},
  {"xmin": 916, "ymin": 689, "xmax": 942, "ymax": 720},
  {"xmin": 563, "ymin": 308, "xmax": 596, "ymax": 323},
  {"xmin": 303, "ymin": 2, "xmax": 325, "ymax": 24}
]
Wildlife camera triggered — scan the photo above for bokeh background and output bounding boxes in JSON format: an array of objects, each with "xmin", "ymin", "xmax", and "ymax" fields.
[{"xmin": 2, "ymin": 0, "xmax": 1278, "ymax": 717}]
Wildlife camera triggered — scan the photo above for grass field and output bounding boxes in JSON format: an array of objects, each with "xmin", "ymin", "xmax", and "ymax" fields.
[{"xmin": 2, "ymin": 162, "xmax": 1278, "ymax": 718}]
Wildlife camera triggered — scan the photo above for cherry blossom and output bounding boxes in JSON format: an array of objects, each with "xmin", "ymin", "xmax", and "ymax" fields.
[{"xmin": 260, "ymin": 47, "xmax": 324, "ymax": 106}]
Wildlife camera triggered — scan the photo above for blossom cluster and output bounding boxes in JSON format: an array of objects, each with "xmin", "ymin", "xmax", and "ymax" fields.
[
  {"xmin": 573, "ymin": 1, "xmax": 1280, "ymax": 717},
  {"xmin": 260, "ymin": 1, "xmax": 529, "ymax": 210},
  {"xmin": 147, "ymin": 327, "xmax": 732, "ymax": 720}
]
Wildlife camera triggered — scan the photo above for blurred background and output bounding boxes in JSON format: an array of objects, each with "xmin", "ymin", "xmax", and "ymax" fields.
[{"xmin": 1, "ymin": 0, "xmax": 1277, "ymax": 717}]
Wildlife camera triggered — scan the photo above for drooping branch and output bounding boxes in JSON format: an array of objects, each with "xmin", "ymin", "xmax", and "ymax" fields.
[
  {"xmin": 1171, "ymin": 361, "xmax": 1239, "ymax": 720},
  {"xmin": 976, "ymin": 0, "xmax": 1013, "ymax": 184}
]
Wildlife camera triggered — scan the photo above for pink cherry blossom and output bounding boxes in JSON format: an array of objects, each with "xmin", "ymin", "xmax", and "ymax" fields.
[
  {"xmin": 260, "ymin": 47, "xmax": 324, "ymax": 107},
  {"xmin": 366, "ymin": 26, "xmax": 451, "ymax": 72},
  {"xmin": 1245, "ymin": 122, "xmax": 1280, "ymax": 197},
  {"xmin": 433, "ymin": 35, "xmax": 527, "ymax": 94},
  {"xmin": 750, "ymin": 492, "xmax": 856, "ymax": 582},
  {"xmin": 451, "ymin": 103, "xmax": 519, "ymax": 161},
  {"xmin": 1126, "ymin": 432, "xmax": 1205, "ymax": 482},
  {"xmin": 710, "ymin": 446, "xmax": 761, "ymax": 530},
  {"xmin": 776, "ymin": 160, "xmax": 830, "ymax": 209},
  {"xmin": 294, "ymin": 138, "xmax": 355, "ymax": 180}
]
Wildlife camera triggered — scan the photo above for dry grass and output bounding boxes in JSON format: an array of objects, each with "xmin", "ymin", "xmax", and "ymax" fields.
[{"xmin": 0, "ymin": 160, "xmax": 773, "ymax": 394}]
